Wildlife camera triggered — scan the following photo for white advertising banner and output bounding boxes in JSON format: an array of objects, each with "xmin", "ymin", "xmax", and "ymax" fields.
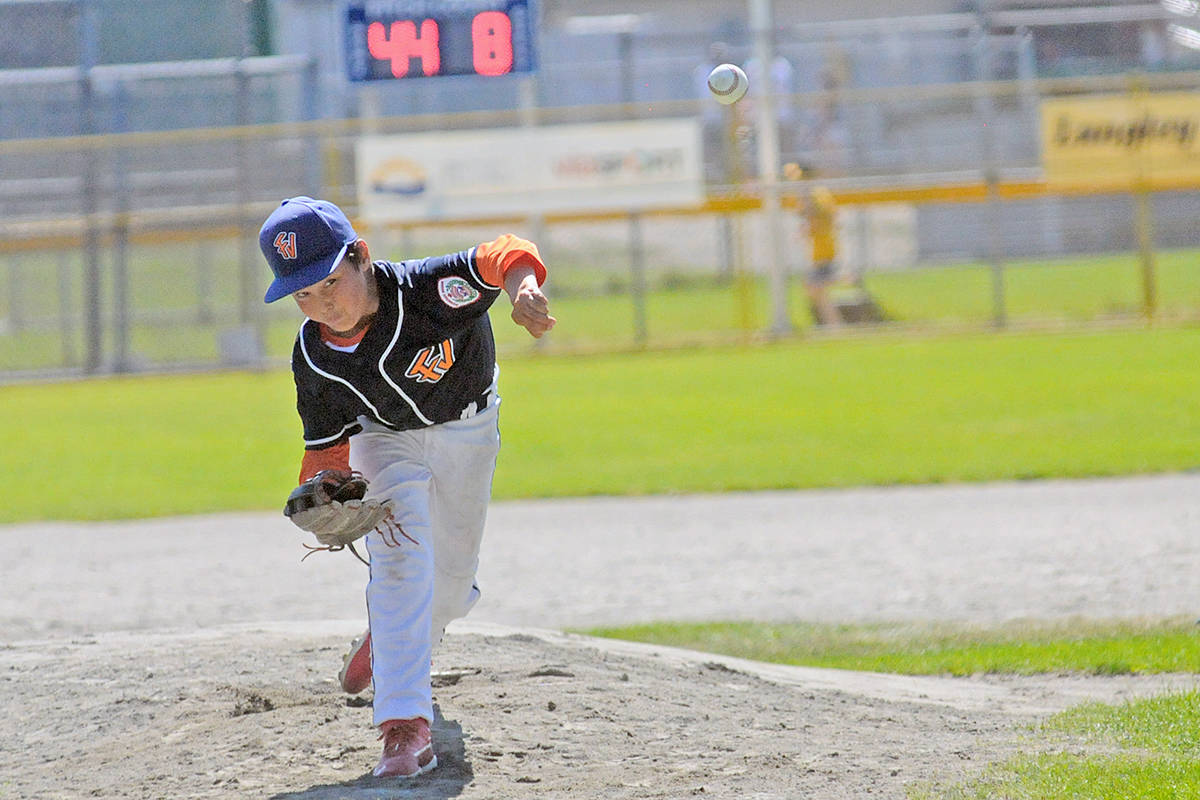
[{"xmin": 356, "ymin": 119, "xmax": 705, "ymax": 223}]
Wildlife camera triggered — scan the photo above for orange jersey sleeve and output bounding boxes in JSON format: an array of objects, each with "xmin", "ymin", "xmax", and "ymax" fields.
[
  {"xmin": 474, "ymin": 234, "xmax": 547, "ymax": 288},
  {"xmin": 298, "ymin": 439, "xmax": 350, "ymax": 484}
]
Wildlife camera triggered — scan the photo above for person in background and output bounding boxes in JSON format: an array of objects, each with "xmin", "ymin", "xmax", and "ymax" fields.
[{"xmin": 785, "ymin": 165, "xmax": 841, "ymax": 327}]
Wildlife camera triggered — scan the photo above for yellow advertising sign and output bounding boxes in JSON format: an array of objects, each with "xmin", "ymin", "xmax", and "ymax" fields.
[{"xmin": 1040, "ymin": 92, "xmax": 1200, "ymax": 187}]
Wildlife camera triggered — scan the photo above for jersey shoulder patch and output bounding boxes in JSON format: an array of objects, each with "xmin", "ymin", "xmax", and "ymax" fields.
[{"xmin": 437, "ymin": 275, "xmax": 481, "ymax": 308}]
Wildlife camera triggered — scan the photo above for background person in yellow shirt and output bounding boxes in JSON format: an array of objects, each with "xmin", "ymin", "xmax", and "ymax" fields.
[{"xmin": 790, "ymin": 171, "xmax": 842, "ymax": 327}]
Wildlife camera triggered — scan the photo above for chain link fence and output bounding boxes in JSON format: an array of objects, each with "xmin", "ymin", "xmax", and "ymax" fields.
[
  {"xmin": 2, "ymin": 4, "xmax": 1200, "ymax": 379},
  {"xmin": 3, "ymin": 77, "xmax": 1200, "ymax": 378}
]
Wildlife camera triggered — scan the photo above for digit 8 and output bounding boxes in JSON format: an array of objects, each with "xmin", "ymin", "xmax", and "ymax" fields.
[{"xmin": 471, "ymin": 11, "xmax": 513, "ymax": 76}]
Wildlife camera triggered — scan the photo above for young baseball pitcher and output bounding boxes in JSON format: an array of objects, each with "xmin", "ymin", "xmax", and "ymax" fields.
[{"xmin": 259, "ymin": 196, "xmax": 555, "ymax": 779}]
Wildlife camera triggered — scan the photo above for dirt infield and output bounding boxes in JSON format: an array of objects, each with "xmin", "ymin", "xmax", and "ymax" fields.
[{"xmin": 2, "ymin": 474, "xmax": 1199, "ymax": 798}]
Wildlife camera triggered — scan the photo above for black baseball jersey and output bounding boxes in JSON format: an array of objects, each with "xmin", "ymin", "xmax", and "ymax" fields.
[{"xmin": 291, "ymin": 249, "xmax": 503, "ymax": 449}]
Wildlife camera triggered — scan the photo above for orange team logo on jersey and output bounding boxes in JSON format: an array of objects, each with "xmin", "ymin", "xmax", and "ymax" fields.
[
  {"xmin": 274, "ymin": 231, "xmax": 297, "ymax": 260},
  {"xmin": 405, "ymin": 339, "xmax": 455, "ymax": 383}
]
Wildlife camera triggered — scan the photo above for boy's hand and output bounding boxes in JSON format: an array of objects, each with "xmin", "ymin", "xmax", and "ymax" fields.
[{"xmin": 506, "ymin": 269, "xmax": 556, "ymax": 339}]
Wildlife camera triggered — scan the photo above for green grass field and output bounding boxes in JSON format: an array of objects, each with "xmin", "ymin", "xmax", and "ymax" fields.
[
  {"xmin": 860, "ymin": 249, "xmax": 1200, "ymax": 324},
  {"xmin": 4, "ymin": 325, "xmax": 1199, "ymax": 523},
  {"xmin": 582, "ymin": 618, "xmax": 1200, "ymax": 676},
  {"xmin": 909, "ymin": 689, "xmax": 1200, "ymax": 799}
]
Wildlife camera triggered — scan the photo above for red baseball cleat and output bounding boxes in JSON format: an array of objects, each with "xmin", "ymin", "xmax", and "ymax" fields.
[
  {"xmin": 374, "ymin": 717, "xmax": 437, "ymax": 778},
  {"xmin": 338, "ymin": 629, "xmax": 372, "ymax": 695}
]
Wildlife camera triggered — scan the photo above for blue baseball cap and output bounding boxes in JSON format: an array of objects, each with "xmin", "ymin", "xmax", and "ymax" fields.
[{"xmin": 259, "ymin": 197, "xmax": 359, "ymax": 303}]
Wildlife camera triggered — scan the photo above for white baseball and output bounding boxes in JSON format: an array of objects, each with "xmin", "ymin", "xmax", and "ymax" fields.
[{"xmin": 707, "ymin": 63, "xmax": 748, "ymax": 105}]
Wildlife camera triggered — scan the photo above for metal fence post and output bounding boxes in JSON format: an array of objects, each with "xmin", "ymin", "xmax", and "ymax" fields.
[
  {"xmin": 972, "ymin": 17, "xmax": 1007, "ymax": 329},
  {"xmin": 750, "ymin": 0, "xmax": 791, "ymax": 337},
  {"xmin": 1128, "ymin": 71, "xmax": 1158, "ymax": 319},
  {"xmin": 195, "ymin": 242, "xmax": 214, "ymax": 324},
  {"xmin": 236, "ymin": 62, "xmax": 252, "ymax": 326},
  {"xmin": 629, "ymin": 212, "xmax": 647, "ymax": 346},
  {"xmin": 79, "ymin": 0, "xmax": 103, "ymax": 373},
  {"xmin": 58, "ymin": 253, "xmax": 76, "ymax": 367},
  {"xmin": 111, "ymin": 80, "xmax": 131, "ymax": 372},
  {"xmin": 721, "ymin": 104, "xmax": 753, "ymax": 335},
  {"xmin": 235, "ymin": 59, "xmax": 266, "ymax": 364}
]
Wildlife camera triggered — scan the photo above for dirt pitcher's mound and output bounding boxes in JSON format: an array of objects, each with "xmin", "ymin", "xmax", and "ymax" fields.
[{"xmin": 2, "ymin": 621, "xmax": 1194, "ymax": 800}]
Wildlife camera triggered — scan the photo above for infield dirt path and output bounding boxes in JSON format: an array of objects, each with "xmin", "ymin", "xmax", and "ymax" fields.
[{"xmin": 2, "ymin": 474, "xmax": 1198, "ymax": 798}]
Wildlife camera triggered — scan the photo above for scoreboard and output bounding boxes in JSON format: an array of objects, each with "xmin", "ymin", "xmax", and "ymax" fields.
[{"xmin": 346, "ymin": 0, "xmax": 536, "ymax": 81}]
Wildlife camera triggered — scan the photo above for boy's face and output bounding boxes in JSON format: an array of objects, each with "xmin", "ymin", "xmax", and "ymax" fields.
[{"xmin": 291, "ymin": 250, "xmax": 376, "ymax": 333}]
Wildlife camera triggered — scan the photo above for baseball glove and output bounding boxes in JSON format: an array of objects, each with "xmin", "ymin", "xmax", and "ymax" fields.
[{"xmin": 284, "ymin": 470, "xmax": 408, "ymax": 558}]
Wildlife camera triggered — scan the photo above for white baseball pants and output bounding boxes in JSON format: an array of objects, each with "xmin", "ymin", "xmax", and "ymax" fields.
[{"xmin": 349, "ymin": 399, "xmax": 500, "ymax": 727}]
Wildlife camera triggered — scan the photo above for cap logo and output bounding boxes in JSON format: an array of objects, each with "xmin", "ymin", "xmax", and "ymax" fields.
[{"xmin": 273, "ymin": 231, "xmax": 297, "ymax": 260}]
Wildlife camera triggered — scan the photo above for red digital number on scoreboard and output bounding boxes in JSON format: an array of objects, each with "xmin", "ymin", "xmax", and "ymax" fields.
[
  {"xmin": 472, "ymin": 11, "xmax": 514, "ymax": 76},
  {"xmin": 366, "ymin": 13, "xmax": 513, "ymax": 78},
  {"xmin": 347, "ymin": 1, "xmax": 533, "ymax": 81},
  {"xmin": 367, "ymin": 20, "xmax": 440, "ymax": 78}
]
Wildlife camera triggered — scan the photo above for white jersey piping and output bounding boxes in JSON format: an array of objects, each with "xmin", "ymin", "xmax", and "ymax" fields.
[
  {"xmin": 376, "ymin": 281, "xmax": 436, "ymax": 426},
  {"xmin": 305, "ymin": 421, "xmax": 360, "ymax": 447},
  {"xmin": 467, "ymin": 245, "xmax": 503, "ymax": 290}
]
